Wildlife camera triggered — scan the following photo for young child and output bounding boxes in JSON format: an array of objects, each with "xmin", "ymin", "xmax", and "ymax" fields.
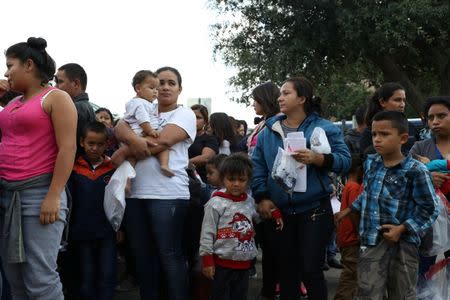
[
  {"xmin": 199, "ymin": 154, "xmax": 282, "ymax": 300},
  {"xmin": 68, "ymin": 122, "xmax": 117, "ymax": 299},
  {"xmin": 116, "ymin": 70, "xmax": 172, "ymax": 193},
  {"xmin": 335, "ymin": 111, "xmax": 440, "ymax": 299},
  {"xmin": 205, "ymin": 154, "xmax": 228, "ymax": 195},
  {"xmin": 334, "ymin": 154, "xmax": 363, "ymax": 300},
  {"xmin": 95, "ymin": 107, "xmax": 119, "ymax": 157}
]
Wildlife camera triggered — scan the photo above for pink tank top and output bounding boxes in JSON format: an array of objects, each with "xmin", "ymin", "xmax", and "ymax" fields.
[{"xmin": 0, "ymin": 87, "xmax": 58, "ymax": 181}]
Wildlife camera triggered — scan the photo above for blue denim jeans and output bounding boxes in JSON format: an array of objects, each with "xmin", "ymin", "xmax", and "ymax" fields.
[
  {"xmin": 76, "ymin": 236, "xmax": 116, "ymax": 300},
  {"xmin": 0, "ymin": 186, "xmax": 67, "ymax": 300},
  {"xmin": 124, "ymin": 198, "xmax": 189, "ymax": 300}
]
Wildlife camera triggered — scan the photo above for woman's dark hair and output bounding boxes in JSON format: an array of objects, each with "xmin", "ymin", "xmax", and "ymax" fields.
[
  {"xmin": 219, "ymin": 153, "xmax": 253, "ymax": 180},
  {"xmin": 252, "ymin": 82, "xmax": 280, "ymax": 118},
  {"xmin": 237, "ymin": 120, "xmax": 248, "ymax": 135},
  {"xmin": 191, "ymin": 104, "xmax": 209, "ymax": 124},
  {"xmin": 209, "ymin": 112, "xmax": 238, "ymax": 147},
  {"xmin": 284, "ymin": 77, "xmax": 322, "ymax": 115},
  {"xmin": 365, "ymin": 82, "xmax": 405, "ymax": 125},
  {"xmin": 95, "ymin": 107, "xmax": 115, "ymax": 124},
  {"xmin": 132, "ymin": 70, "xmax": 157, "ymax": 90},
  {"xmin": 156, "ymin": 66, "xmax": 182, "ymax": 88},
  {"xmin": 423, "ymin": 96, "xmax": 450, "ymax": 117},
  {"xmin": 5, "ymin": 37, "xmax": 55, "ymax": 86}
]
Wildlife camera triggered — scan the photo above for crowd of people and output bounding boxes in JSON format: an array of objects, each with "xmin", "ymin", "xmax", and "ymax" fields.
[{"xmin": 0, "ymin": 37, "xmax": 448, "ymax": 300}]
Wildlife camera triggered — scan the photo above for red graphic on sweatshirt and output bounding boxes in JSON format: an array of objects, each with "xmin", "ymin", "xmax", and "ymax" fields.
[{"xmin": 216, "ymin": 213, "xmax": 255, "ymax": 252}]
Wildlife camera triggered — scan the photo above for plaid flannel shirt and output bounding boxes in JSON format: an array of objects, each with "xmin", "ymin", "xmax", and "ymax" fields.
[{"xmin": 351, "ymin": 154, "xmax": 440, "ymax": 247}]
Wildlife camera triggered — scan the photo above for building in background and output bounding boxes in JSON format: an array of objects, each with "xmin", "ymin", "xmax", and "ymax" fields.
[{"xmin": 187, "ymin": 97, "xmax": 212, "ymax": 115}]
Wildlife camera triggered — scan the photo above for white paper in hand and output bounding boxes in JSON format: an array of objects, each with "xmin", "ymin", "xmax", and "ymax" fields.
[
  {"xmin": 330, "ymin": 195, "xmax": 341, "ymax": 214},
  {"xmin": 104, "ymin": 161, "xmax": 136, "ymax": 231},
  {"xmin": 310, "ymin": 127, "xmax": 331, "ymax": 154}
]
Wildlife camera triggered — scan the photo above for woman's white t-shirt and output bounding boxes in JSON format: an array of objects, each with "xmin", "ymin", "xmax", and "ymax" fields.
[{"xmin": 130, "ymin": 106, "xmax": 196, "ymax": 200}]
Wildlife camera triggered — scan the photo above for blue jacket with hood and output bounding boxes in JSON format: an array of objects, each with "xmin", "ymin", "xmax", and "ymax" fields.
[{"xmin": 251, "ymin": 112, "xmax": 351, "ymax": 214}]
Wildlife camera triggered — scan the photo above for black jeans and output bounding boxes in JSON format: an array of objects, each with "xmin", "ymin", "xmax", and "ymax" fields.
[
  {"xmin": 279, "ymin": 198, "xmax": 334, "ymax": 300},
  {"xmin": 77, "ymin": 237, "xmax": 117, "ymax": 300},
  {"xmin": 211, "ymin": 266, "xmax": 250, "ymax": 300},
  {"xmin": 259, "ymin": 219, "xmax": 282, "ymax": 298}
]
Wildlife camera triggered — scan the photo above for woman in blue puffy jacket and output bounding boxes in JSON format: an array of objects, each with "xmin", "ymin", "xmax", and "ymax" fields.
[{"xmin": 251, "ymin": 76, "xmax": 351, "ymax": 300}]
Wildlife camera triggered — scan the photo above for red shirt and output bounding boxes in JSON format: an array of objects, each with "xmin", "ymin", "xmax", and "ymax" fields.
[{"xmin": 336, "ymin": 181, "xmax": 363, "ymax": 248}]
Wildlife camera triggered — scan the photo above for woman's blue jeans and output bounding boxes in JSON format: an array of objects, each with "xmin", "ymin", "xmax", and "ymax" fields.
[{"xmin": 124, "ymin": 198, "xmax": 189, "ymax": 300}]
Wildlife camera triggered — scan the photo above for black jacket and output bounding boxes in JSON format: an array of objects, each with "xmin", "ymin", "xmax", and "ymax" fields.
[{"xmin": 73, "ymin": 92, "xmax": 95, "ymax": 153}]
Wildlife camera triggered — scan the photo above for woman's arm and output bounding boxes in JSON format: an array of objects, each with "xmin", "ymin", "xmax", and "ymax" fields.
[
  {"xmin": 189, "ymin": 147, "xmax": 216, "ymax": 167},
  {"xmin": 41, "ymin": 90, "xmax": 77, "ymax": 225},
  {"xmin": 146, "ymin": 124, "xmax": 189, "ymax": 156},
  {"xmin": 115, "ymin": 120, "xmax": 152, "ymax": 159}
]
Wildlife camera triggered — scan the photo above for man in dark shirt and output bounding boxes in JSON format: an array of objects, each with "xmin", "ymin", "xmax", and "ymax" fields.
[{"xmin": 55, "ymin": 63, "xmax": 96, "ymax": 153}]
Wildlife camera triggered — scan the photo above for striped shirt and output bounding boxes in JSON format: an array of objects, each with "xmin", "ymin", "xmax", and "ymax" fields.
[{"xmin": 351, "ymin": 154, "xmax": 439, "ymax": 246}]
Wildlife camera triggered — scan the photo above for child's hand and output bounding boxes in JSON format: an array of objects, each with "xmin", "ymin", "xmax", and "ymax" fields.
[
  {"xmin": 149, "ymin": 130, "xmax": 159, "ymax": 138},
  {"xmin": 380, "ymin": 224, "xmax": 406, "ymax": 242},
  {"xmin": 431, "ymin": 172, "xmax": 448, "ymax": 188},
  {"xmin": 258, "ymin": 199, "xmax": 276, "ymax": 219},
  {"xmin": 275, "ymin": 217, "xmax": 284, "ymax": 231},
  {"xmin": 202, "ymin": 266, "xmax": 215, "ymax": 280},
  {"xmin": 414, "ymin": 154, "xmax": 430, "ymax": 164},
  {"xmin": 334, "ymin": 207, "xmax": 351, "ymax": 226}
]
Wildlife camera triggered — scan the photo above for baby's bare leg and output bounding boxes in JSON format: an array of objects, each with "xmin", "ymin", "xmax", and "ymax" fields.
[
  {"xmin": 111, "ymin": 145, "xmax": 131, "ymax": 167},
  {"xmin": 158, "ymin": 150, "xmax": 174, "ymax": 177}
]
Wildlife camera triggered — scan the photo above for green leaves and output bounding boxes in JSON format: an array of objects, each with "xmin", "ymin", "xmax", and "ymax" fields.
[{"xmin": 210, "ymin": 0, "xmax": 450, "ymax": 118}]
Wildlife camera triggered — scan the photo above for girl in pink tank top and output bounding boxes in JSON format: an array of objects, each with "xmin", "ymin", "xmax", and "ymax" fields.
[
  {"xmin": 0, "ymin": 37, "xmax": 77, "ymax": 300},
  {"xmin": 0, "ymin": 87, "xmax": 58, "ymax": 181}
]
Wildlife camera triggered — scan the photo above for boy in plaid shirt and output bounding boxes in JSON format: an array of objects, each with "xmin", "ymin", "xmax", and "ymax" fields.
[{"xmin": 335, "ymin": 111, "xmax": 439, "ymax": 299}]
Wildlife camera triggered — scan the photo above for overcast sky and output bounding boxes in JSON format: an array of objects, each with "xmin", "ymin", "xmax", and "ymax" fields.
[{"xmin": 1, "ymin": 0, "xmax": 258, "ymax": 127}]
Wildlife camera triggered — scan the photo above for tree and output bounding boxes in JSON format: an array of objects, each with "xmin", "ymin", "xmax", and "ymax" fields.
[{"xmin": 210, "ymin": 0, "xmax": 450, "ymax": 119}]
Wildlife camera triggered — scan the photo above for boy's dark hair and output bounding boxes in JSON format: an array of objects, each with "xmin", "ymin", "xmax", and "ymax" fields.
[
  {"xmin": 348, "ymin": 154, "xmax": 363, "ymax": 182},
  {"xmin": 58, "ymin": 63, "xmax": 88, "ymax": 91},
  {"xmin": 81, "ymin": 121, "xmax": 108, "ymax": 140},
  {"xmin": 206, "ymin": 154, "xmax": 228, "ymax": 170},
  {"xmin": 219, "ymin": 153, "xmax": 253, "ymax": 180},
  {"xmin": 6, "ymin": 37, "xmax": 55, "ymax": 86},
  {"xmin": 132, "ymin": 70, "xmax": 157, "ymax": 90},
  {"xmin": 423, "ymin": 96, "xmax": 450, "ymax": 118},
  {"xmin": 372, "ymin": 110, "xmax": 409, "ymax": 134}
]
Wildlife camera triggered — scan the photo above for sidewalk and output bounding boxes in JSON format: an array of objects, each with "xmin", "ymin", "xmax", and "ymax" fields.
[{"xmin": 114, "ymin": 255, "xmax": 342, "ymax": 299}]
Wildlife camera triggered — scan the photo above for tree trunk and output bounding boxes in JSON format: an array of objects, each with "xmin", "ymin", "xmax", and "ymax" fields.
[{"xmin": 371, "ymin": 55, "xmax": 424, "ymax": 114}]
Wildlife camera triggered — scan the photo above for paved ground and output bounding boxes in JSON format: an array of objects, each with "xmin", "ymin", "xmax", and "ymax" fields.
[{"xmin": 115, "ymin": 254, "xmax": 342, "ymax": 299}]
